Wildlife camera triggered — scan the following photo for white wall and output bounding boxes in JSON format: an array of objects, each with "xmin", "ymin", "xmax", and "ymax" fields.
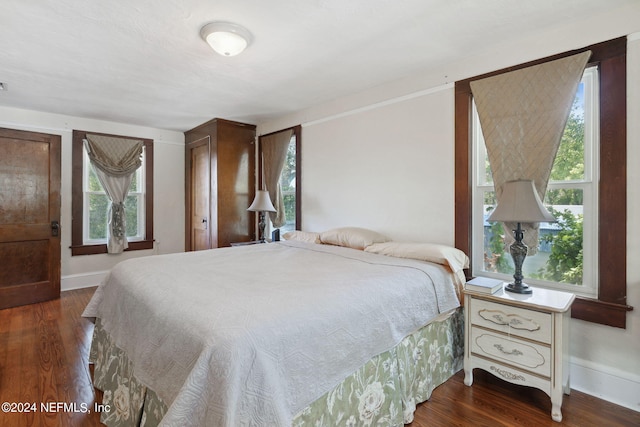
[
  {"xmin": 257, "ymin": 5, "xmax": 640, "ymax": 411},
  {"xmin": 300, "ymin": 86, "xmax": 454, "ymax": 243},
  {"xmin": 0, "ymin": 106, "xmax": 185, "ymax": 290}
]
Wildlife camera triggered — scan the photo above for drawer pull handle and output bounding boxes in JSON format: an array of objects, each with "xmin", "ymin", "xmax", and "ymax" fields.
[
  {"xmin": 479, "ymin": 309, "xmax": 541, "ymax": 332},
  {"xmin": 490, "ymin": 366, "xmax": 526, "ymax": 382},
  {"xmin": 494, "ymin": 344, "xmax": 523, "ymax": 356}
]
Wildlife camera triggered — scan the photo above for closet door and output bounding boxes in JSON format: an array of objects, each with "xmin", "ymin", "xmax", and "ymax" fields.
[{"xmin": 189, "ymin": 138, "xmax": 211, "ymax": 251}]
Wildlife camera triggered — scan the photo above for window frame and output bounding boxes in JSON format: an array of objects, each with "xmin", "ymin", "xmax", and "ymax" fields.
[
  {"xmin": 471, "ymin": 67, "xmax": 599, "ymax": 297},
  {"xmin": 82, "ymin": 147, "xmax": 146, "ymax": 245},
  {"xmin": 71, "ymin": 130, "xmax": 154, "ymax": 255},
  {"xmin": 258, "ymin": 125, "xmax": 302, "ymax": 231},
  {"xmin": 455, "ymin": 37, "xmax": 632, "ymax": 328}
]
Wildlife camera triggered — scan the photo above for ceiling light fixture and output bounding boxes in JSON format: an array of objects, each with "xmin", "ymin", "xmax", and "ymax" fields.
[{"xmin": 200, "ymin": 22, "xmax": 252, "ymax": 57}]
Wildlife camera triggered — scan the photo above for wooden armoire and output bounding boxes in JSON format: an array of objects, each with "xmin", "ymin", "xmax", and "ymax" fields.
[{"xmin": 184, "ymin": 118, "xmax": 256, "ymax": 250}]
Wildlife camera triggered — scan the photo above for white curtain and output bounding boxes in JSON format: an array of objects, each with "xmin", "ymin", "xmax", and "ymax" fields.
[
  {"xmin": 85, "ymin": 134, "xmax": 143, "ymax": 253},
  {"xmin": 261, "ymin": 129, "xmax": 293, "ymax": 228},
  {"xmin": 470, "ymin": 51, "xmax": 590, "ymax": 254}
]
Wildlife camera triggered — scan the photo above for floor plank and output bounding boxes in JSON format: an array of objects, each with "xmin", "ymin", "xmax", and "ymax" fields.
[{"xmin": 0, "ymin": 287, "xmax": 638, "ymax": 426}]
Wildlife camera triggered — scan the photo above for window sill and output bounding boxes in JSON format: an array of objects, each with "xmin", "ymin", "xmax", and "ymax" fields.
[
  {"xmin": 571, "ymin": 297, "xmax": 633, "ymax": 328},
  {"xmin": 70, "ymin": 240, "xmax": 154, "ymax": 256}
]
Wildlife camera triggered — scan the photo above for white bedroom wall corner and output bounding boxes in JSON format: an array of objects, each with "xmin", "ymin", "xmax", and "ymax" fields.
[{"xmin": 570, "ymin": 356, "xmax": 640, "ymax": 413}]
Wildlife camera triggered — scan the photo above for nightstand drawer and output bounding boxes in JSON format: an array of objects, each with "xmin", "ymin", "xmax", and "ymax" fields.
[
  {"xmin": 470, "ymin": 298, "xmax": 552, "ymax": 344},
  {"xmin": 472, "ymin": 356, "xmax": 551, "ymax": 395},
  {"xmin": 471, "ymin": 327, "xmax": 551, "ymax": 378}
]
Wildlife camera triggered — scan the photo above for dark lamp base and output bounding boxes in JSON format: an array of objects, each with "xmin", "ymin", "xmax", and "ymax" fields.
[{"xmin": 505, "ymin": 283, "xmax": 533, "ymax": 294}]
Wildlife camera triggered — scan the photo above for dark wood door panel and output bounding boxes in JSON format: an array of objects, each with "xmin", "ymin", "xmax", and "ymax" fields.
[
  {"xmin": 0, "ymin": 240, "xmax": 49, "ymax": 287},
  {"xmin": 0, "ymin": 138, "xmax": 50, "ymax": 224},
  {"xmin": 0, "ymin": 128, "xmax": 61, "ymax": 309}
]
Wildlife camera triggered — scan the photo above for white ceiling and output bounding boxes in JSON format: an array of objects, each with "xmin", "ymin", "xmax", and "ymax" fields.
[{"xmin": 0, "ymin": 0, "xmax": 633, "ymax": 132}]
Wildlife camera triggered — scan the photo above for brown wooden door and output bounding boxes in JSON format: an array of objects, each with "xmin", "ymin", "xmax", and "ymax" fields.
[
  {"xmin": 189, "ymin": 139, "xmax": 211, "ymax": 251},
  {"xmin": 0, "ymin": 128, "xmax": 61, "ymax": 309}
]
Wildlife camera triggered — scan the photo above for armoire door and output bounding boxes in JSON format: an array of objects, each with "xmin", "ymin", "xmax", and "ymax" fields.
[
  {"xmin": 0, "ymin": 128, "xmax": 61, "ymax": 309},
  {"xmin": 190, "ymin": 137, "xmax": 215, "ymax": 251},
  {"xmin": 189, "ymin": 139, "xmax": 211, "ymax": 251}
]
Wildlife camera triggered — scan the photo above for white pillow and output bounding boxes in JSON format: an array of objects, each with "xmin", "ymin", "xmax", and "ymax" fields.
[
  {"xmin": 364, "ymin": 241, "xmax": 469, "ymax": 284},
  {"xmin": 282, "ymin": 230, "xmax": 321, "ymax": 244},
  {"xmin": 319, "ymin": 227, "xmax": 390, "ymax": 250}
]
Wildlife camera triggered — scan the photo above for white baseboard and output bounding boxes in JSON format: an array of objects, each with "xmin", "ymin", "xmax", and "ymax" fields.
[
  {"xmin": 61, "ymin": 271, "xmax": 109, "ymax": 291},
  {"xmin": 570, "ymin": 356, "xmax": 640, "ymax": 412}
]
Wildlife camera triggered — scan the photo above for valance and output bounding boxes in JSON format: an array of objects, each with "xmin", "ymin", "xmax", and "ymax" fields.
[{"xmin": 85, "ymin": 133, "xmax": 143, "ymax": 176}]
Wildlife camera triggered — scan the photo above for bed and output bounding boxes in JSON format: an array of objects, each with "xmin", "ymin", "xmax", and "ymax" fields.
[{"xmin": 83, "ymin": 229, "xmax": 468, "ymax": 427}]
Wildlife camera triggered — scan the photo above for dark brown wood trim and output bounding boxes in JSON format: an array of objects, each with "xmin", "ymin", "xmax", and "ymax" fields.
[
  {"xmin": 572, "ymin": 297, "xmax": 633, "ymax": 328},
  {"xmin": 455, "ymin": 37, "xmax": 626, "ymax": 88},
  {"xmin": 71, "ymin": 130, "xmax": 154, "ymax": 256},
  {"xmin": 454, "ymin": 37, "xmax": 630, "ymax": 327},
  {"xmin": 293, "ymin": 125, "xmax": 302, "ymax": 230},
  {"xmin": 454, "ymin": 84, "xmax": 473, "ymax": 280},
  {"xmin": 70, "ymin": 240, "xmax": 154, "ymax": 256},
  {"xmin": 143, "ymin": 142, "xmax": 154, "ymax": 246},
  {"xmin": 598, "ymin": 52, "xmax": 627, "ymax": 306}
]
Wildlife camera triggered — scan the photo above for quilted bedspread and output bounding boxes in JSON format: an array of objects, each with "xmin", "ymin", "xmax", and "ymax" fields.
[{"xmin": 83, "ymin": 241, "xmax": 460, "ymax": 426}]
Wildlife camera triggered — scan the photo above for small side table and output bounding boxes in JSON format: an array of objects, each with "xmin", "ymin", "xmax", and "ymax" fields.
[{"xmin": 463, "ymin": 285, "xmax": 575, "ymax": 422}]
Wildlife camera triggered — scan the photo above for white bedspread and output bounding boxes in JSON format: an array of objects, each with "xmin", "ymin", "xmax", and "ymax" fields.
[{"xmin": 83, "ymin": 241, "xmax": 460, "ymax": 426}]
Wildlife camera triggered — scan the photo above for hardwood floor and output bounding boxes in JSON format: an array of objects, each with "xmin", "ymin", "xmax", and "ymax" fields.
[
  {"xmin": 1, "ymin": 287, "xmax": 638, "ymax": 427},
  {"xmin": 0, "ymin": 288, "xmax": 102, "ymax": 427}
]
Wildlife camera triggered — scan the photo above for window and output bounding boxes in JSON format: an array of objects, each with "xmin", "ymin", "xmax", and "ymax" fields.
[
  {"xmin": 472, "ymin": 67, "xmax": 599, "ymax": 297},
  {"xmin": 71, "ymin": 130, "xmax": 154, "ymax": 255},
  {"xmin": 278, "ymin": 132, "xmax": 298, "ymax": 233},
  {"xmin": 455, "ymin": 37, "xmax": 632, "ymax": 328},
  {"xmin": 83, "ymin": 147, "xmax": 146, "ymax": 244},
  {"xmin": 259, "ymin": 125, "xmax": 301, "ymax": 233}
]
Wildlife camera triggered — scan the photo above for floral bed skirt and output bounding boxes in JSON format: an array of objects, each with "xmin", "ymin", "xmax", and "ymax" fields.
[{"xmin": 89, "ymin": 308, "xmax": 464, "ymax": 427}]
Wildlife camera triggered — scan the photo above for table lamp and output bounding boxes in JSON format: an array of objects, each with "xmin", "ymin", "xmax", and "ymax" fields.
[{"xmin": 488, "ymin": 180, "xmax": 555, "ymax": 294}]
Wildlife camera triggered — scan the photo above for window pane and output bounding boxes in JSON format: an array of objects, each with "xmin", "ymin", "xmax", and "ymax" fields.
[
  {"xmin": 279, "ymin": 136, "xmax": 296, "ymax": 233},
  {"xmin": 87, "ymin": 165, "xmax": 102, "ymax": 191},
  {"xmin": 539, "ymin": 189, "xmax": 584, "ymax": 285},
  {"xmin": 129, "ymin": 171, "xmax": 138, "ymax": 192},
  {"xmin": 125, "ymin": 194, "xmax": 139, "ymax": 238},
  {"xmin": 550, "ymin": 82, "xmax": 585, "ymax": 182},
  {"xmin": 88, "ymin": 193, "xmax": 109, "ymax": 240},
  {"xmin": 483, "ymin": 188, "xmax": 584, "ymax": 286},
  {"xmin": 482, "ymin": 190, "xmax": 514, "ymax": 275}
]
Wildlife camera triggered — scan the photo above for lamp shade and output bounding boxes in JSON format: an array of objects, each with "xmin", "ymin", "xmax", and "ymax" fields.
[
  {"xmin": 247, "ymin": 190, "xmax": 276, "ymax": 212},
  {"xmin": 488, "ymin": 180, "xmax": 555, "ymax": 223},
  {"xmin": 200, "ymin": 22, "xmax": 252, "ymax": 56}
]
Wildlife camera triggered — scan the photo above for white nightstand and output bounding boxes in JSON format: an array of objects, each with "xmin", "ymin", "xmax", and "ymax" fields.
[{"xmin": 463, "ymin": 285, "xmax": 575, "ymax": 422}]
